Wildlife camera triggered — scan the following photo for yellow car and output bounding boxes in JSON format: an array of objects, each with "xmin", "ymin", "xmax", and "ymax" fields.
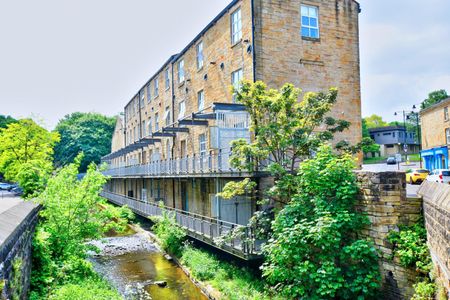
[{"xmin": 405, "ymin": 169, "xmax": 430, "ymax": 184}]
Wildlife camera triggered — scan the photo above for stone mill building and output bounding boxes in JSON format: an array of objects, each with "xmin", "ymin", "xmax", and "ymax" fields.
[{"xmin": 101, "ymin": 0, "xmax": 362, "ymax": 259}]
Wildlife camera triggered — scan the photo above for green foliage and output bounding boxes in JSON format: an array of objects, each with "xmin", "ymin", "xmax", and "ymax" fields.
[
  {"xmin": 151, "ymin": 210, "xmax": 187, "ymax": 256},
  {"xmin": 30, "ymin": 155, "xmax": 129, "ymax": 297},
  {"xmin": 0, "ymin": 119, "xmax": 59, "ymax": 197},
  {"xmin": 262, "ymin": 146, "xmax": 381, "ymax": 299},
  {"xmin": 48, "ymin": 278, "xmax": 121, "ymax": 300},
  {"xmin": 387, "ymin": 221, "xmax": 431, "ymax": 274},
  {"xmin": 421, "ymin": 89, "xmax": 448, "ymax": 110},
  {"xmin": 0, "ymin": 115, "xmax": 17, "ymax": 129},
  {"xmin": 361, "ymin": 137, "xmax": 380, "ymax": 154},
  {"xmin": 412, "ymin": 280, "xmax": 437, "ymax": 300},
  {"xmin": 364, "ymin": 114, "xmax": 388, "ymax": 128},
  {"xmin": 362, "ymin": 118, "xmax": 370, "ymax": 138},
  {"xmin": 181, "ymin": 245, "xmax": 220, "ymax": 281},
  {"xmin": 54, "ymin": 112, "xmax": 116, "ymax": 172}
]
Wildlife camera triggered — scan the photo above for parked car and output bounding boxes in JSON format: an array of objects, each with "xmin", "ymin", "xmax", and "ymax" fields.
[
  {"xmin": 11, "ymin": 187, "xmax": 23, "ymax": 196},
  {"xmin": 426, "ymin": 169, "xmax": 450, "ymax": 184},
  {"xmin": 0, "ymin": 183, "xmax": 12, "ymax": 190},
  {"xmin": 386, "ymin": 157, "xmax": 397, "ymax": 165},
  {"xmin": 405, "ymin": 169, "xmax": 430, "ymax": 184}
]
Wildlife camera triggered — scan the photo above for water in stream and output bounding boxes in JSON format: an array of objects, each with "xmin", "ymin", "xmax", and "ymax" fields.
[{"xmin": 89, "ymin": 232, "xmax": 207, "ymax": 300}]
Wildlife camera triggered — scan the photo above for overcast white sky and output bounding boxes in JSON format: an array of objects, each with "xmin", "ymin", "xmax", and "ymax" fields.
[{"xmin": 0, "ymin": 0, "xmax": 449, "ymax": 129}]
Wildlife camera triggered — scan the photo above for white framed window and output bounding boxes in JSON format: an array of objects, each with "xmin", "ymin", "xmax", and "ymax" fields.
[
  {"xmin": 155, "ymin": 113, "xmax": 159, "ymax": 131},
  {"xmin": 134, "ymin": 98, "xmax": 138, "ymax": 115},
  {"xmin": 301, "ymin": 5, "xmax": 319, "ymax": 39},
  {"xmin": 231, "ymin": 68, "xmax": 243, "ymax": 102},
  {"xmin": 198, "ymin": 90, "xmax": 205, "ymax": 111},
  {"xmin": 446, "ymin": 128, "xmax": 450, "ymax": 144},
  {"xmin": 142, "ymin": 121, "xmax": 146, "ymax": 137},
  {"xmin": 445, "ymin": 107, "xmax": 449, "ymax": 121},
  {"xmin": 178, "ymin": 100, "xmax": 186, "ymax": 120},
  {"xmin": 154, "ymin": 78, "xmax": 159, "ymax": 97},
  {"xmin": 196, "ymin": 41, "xmax": 204, "ymax": 69},
  {"xmin": 164, "ymin": 106, "xmax": 171, "ymax": 126},
  {"xmin": 147, "ymin": 84, "xmax": 152, "ymax": 102},
  {"xmin": 178, "ymin": 59, "xmax": 185, "ymax": 83},
  {"xmin": 199, "ymin": 134, "xmax": 207, "ymax": 156},
  {"xmin": 231, "ymin": 8, "xmax": 242, "ymax": 44},
  {"xmin": 140, "ymin": 90, "xmax": 145, "ymax": 108},
  {"xmin": 148, "ymin": 117, "xmax": 152, "ymax": 135},
  {"xmin": 165, "ymin": 68, "xmax": 170, "ymax": 89}
]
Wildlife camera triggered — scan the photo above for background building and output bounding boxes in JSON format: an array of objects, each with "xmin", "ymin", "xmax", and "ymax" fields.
[
  {"xmin": 369, "ymin": 125, "xmax": 419, "ymax": 157},
  {"xmin": 101, "ymin": 0, "xmax": 362, "ymax": 258},
  {"xmin": 420, "ymin": 97, "xmax": 450, "ymax": 170}
]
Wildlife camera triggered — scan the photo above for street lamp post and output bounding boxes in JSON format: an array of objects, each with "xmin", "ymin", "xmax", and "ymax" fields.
[{"xmin": 394, "ymin": 105, "xmax": 422, "ymax": 168}]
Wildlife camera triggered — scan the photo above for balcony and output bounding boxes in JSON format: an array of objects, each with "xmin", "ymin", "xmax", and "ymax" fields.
[{"xmin": 100, "ymin": 191, "xmax": 262, "ymax": 260}]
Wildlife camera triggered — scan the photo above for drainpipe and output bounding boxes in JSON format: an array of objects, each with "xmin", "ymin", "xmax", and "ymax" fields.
[
  {"xmin": 171, "ymin": 61, "xmax": 176, "ymax": 209},
  {"xmin": 250, "ymin": 0, "xmax": 256, "ymax": 82}
]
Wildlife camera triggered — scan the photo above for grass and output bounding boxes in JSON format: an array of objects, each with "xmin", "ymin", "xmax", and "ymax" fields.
[
  {"xmin": 363, "ymin": 156, "xmax": 387, "ymax": 164},
  {"xmin": 407, "ymin": 153, "xmax": 422, "ymax": 162},
  {"xmin": 47, "ymin": 278, "xmax": 121, "ymax": 300}
]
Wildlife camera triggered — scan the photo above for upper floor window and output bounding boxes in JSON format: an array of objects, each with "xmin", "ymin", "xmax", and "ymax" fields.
[
  {"xmin": 165, "ymin": 68, "xmax": 170, "ymax": 89},
  {"xmin": 232, "ymin": 68, "xmax": 243, "ymax": 102},
  {"xmin": 147, "ymin": 84, "xmax": 152, "ymax": 102},
  {"xmin": 445, "ymin": 107, "xmax": 449, "ymax": 121},
  {"xmin": 164, "ymin": 106, "xmax": 171, "ymax": 126},
  {"xmin": 301, "ymin": 5, "xmax": 319, "ymax": 39},
  {"xmin": 178, "ymin": 59, "xmax": 185, "ymax": 83},
  {"xmin": 140, "ymin": 90, "xmax": 145, "ymax": 108},
  {"xmin": 231, "ymin": 8, "xmax": 242, "ymax": 44},
  {"xmin": 141, "ymin": 121, "xmax": 146, "ymax": 137},
  {"xmin": 199, "ymin": 134, "xmax": 207, "ymax": 156},
  {"xmin": 198, "ymin": 90, "xmax": 205, "ymax": 111},
  {"xmin": 179, "ymin": 100, "xmax": 186, "ymax": 120},
  {"xmin": 446, "ymin": 128, "xmax": 450, "ymax": 144},
  {"xmin": 148, "ymin": 117, "xmax": 152, "ymax": 135},
  {"xmin": 197, "ymin": 41, "xmax": 204, "ymax": 69},
  {"xmin": 155, "ymin": 113, "xmax": 160, "ymax": 131},
  {"xmin": 154, "ymin": 78, "xmax": 159, "ymax": 97}
]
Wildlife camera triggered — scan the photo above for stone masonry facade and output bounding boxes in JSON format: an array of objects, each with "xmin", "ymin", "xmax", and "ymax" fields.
[
  {"xmin": 419, "ymin": 181, "xmax": 450, "ymax": 297},
  {"xmin": 356, "ymin": 171, "xmax": 422, "ymax": 299},
  {"xmin": 0, "ymin": 201, "xmax": 40, "ymax": 300}
]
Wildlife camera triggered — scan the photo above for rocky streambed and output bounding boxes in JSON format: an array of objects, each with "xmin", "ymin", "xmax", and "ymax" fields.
[{"xmin": 88, "ymin": 232, "xmax": 207, "ymax": 300}]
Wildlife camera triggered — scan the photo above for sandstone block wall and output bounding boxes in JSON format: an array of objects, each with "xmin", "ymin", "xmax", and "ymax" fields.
[
  {"xmin": 418, "ymin": 181, "xmax": 450, "ymax": 296},
  {"xmin": 356, "ymin": 171, "xmax": 422, "ymax": 299},
  {"xmin": 0, "ymin": 200, "xmax": 40, "ymax": 300}
]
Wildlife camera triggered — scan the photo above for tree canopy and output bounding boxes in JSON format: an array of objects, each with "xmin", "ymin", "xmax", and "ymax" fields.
[
  {"xmin": 421, "ymin": 89, "xmax": 448, "ymax": 110},
  {"xmin": 364, "ymin": 114, "xmax": 388, "ymax": 128},
  {"xmin": 53, "ymin": 112, "xmax": 116, "ymax": 172},
  {"xmin": 0, "ymin": 119, "xmax": 59, "ymax": 196},
  {"xmin": 0, "ymin": 115, "xmax": 17, "ymax": 128}
]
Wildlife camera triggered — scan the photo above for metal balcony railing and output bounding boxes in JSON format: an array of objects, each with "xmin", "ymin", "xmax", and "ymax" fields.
[
  {"xmin": 100, "ymin": 191, "xmax": 261, "ymax": 259},
  {"xmin": 102, "ymin": 149, "xmax": 255, "ymax": 178}
]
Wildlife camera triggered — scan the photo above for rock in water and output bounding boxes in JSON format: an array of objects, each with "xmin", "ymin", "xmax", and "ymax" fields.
[{"xmin": 154, "ymin": 281, "xmax": 167, "ymax": 287}]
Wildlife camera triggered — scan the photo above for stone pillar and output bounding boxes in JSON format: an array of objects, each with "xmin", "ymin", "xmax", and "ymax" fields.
[{"xmin": 355, "ymin": 171, "xmax": 422, "ymax": 300}]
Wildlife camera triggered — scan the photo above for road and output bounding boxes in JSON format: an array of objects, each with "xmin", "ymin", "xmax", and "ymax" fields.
[{"xmin": 0, "ymin": 190, "xmax": 22, "ymax": 214}]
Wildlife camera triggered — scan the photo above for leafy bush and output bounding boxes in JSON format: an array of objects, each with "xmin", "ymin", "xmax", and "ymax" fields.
[
  {"xmin": 181, "ymin": 245, "xmax": 219, "ymax": 281},
  {"xmin": 412, "ymin": 280, "xmax": 437, "ymax": 300},
  {"xmin": 151, "ymin": 210, "xmax": 186, "ymax": 256},
  {"xmin": 48, "ymin": 278, "xmax": 121, "ymax": 300}
]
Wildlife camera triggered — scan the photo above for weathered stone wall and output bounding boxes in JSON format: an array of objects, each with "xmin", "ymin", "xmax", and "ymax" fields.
[
  {"xmin": 418, "ymin": 181, "xmax": 450, "ymax": 296},
  {"xmin": 356, "ymin": 171, "xmax": 422, "ymax": 299},
  {"xmin": 420, "ymin": 98, "xmax": 450, "ymax": 150},
  {"xmin": 0, "ymin": 200, "xmax": 40, "ymax": 300}
]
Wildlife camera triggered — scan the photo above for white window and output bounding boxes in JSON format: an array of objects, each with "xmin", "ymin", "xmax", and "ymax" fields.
[
  {"xmin": 165, "ymin": 68, "xmax": 170, "ymax": 89},
  {"xmin": 301, "ymin": 5, "xmax": 319, "ymax": 39},
  {"xmin": 140, "ymin": 90, "xmax": 145, "ymax": 108},
  {"xmin": 445, "ymin": 107, "xmax": 449, "ymax": 121},
  {"xmin": 164, "ymin": 106, "xmax": 171, "ymax": 126},
  {"xmin": 196, "ymin": 41, "xmax": 204, "ymax": 69},
  {"xmin": 231, "ymin": 8, "xmax": 242, "ymax": 44},
  {"xmin": 148, "ymin": 118, "xmax": 152, "ymax": 135},
  {"xmin": 154, "ymin": 78, "xmax": 159, "ymax": 97},
  {"xmin": 231, "ymin": 68, "xmax": 243, "ymax": 102},
  {"xmin": 198, "ymin": 90, "xmax": 205, "ymax": 111},
  {"xmin": 199, "ymin": 134, "xmax": 207, "ymax": 156},
  {"xmin": 147, "ymin": 84, "xmax": 152, "ymax": 102},
  {"xmin": 178, "ymin": 59, "xmax": 185, "ymax": 83},
  {"xmin": 446, "ymin": 128, "xmax": 450, "ymax": 144},
  {"xmin": 137, "ymin": 124, "xmax": 141, "ymax": 139},
  {"xmin": 142, "ymin": 121, "xmax": 146, "ymax": 137},
  {"xmin": 155, "ymin": 113, "xmax": 159, "ymax": 131},
  {"xmin": 179, "ymin": 100, "xmax": 186, "ymax": 120}
]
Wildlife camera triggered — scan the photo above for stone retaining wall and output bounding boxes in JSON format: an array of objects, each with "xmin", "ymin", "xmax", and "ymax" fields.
[
  {"xmin": 0, "ymin": 200, "xmax": 40, "ymax": 299},
  {"xmin": 418, "ymin": 181, "xmax": 450, "ymax": 296},
  {"xmin": 356, "ymin": 171, "xmax": 422, "ymax": 300}
]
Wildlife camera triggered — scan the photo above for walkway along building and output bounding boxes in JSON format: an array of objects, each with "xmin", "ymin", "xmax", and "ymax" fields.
[
  {"xmin": 101, "ymin": 0, "xmax": 362, "ymax": 259},
  {"xmin": 420, "ymin": 97, "xmax": 450, "ymax": 171}
]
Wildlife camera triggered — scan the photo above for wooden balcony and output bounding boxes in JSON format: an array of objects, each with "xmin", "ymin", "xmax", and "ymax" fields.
[{"xmin": 100, "ymin": 191, "xmax": 262, "ymax": 260}]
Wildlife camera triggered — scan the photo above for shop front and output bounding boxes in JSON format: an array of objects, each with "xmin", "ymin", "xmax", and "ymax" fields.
[{"xmin": 421, "ymin": 146, "xmax": 449, "ymax": 171}]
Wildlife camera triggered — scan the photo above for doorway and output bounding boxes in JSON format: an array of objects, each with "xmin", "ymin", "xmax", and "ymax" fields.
[{"xmin": 181, "ymin": 181, "xmax": 189, "ymax": 212}]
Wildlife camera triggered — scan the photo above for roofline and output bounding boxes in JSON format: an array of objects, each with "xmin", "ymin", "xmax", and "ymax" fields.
[
  {"xmin": 420, "ymin": 97, "xmax": 450, "ymax": 116},
  {"xmin": 368, "ymin": 126, "xmax": 407, "ymax": 133}
]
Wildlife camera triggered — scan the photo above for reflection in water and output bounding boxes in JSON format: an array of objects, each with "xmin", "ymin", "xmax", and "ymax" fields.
[{"xmin": 90, "ymin": 233, "xmax": 207, "ymax": 300}]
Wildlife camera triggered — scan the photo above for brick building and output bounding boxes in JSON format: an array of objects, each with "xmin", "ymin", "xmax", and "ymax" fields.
[
  {"xmin": 420, "ymin": 97, "xmax": 450, "ymax": 170},
  {"xmin": 101, "ymin": 0, "xmax": 362, "ymax": 258}
]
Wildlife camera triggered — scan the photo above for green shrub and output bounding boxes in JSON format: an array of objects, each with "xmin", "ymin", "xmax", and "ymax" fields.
[
  {"xmin": 412, "ymin": 281, "xmax": 437, "ymax": 300},
  {"xmin": 151, "ymin": 210, "xmax": 186, "ymax": 256},
  {"xmin": 181, "ymin": 245, "xmax": 219, "ymax": 281},
  {"xmin": 48, "ymin": 278, "xmax": 121, "ymax": 300}
]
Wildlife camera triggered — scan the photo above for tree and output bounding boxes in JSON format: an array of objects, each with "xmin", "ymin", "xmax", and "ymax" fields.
[
  {"xmin": 261, "ymin": 147, "xmax": 381, "ymax": 299},
  {"xmin": 0, "ymin": 115, "xmax": 17, "ymax": 128},
  {"xmin": 364, "ymin": 114, "xmax": 388, "ymax": 128},
  {"xmin": 361, "ymin": 118, "xmax": 370, "ymax": 138},
  {"xmin": 361, "ymin": 137, "xmax": 380, "ymax": 154},
  {"xmin": 53, "ymin": 112, "xmax": 116, "ymax": 172},
  {"xmin": 421, "ymin": 89, "xmax": 448, "ymax": 110},
  {"xmin": 0, "ymin": 119, "xmax": 59, "ymax": 196}
]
